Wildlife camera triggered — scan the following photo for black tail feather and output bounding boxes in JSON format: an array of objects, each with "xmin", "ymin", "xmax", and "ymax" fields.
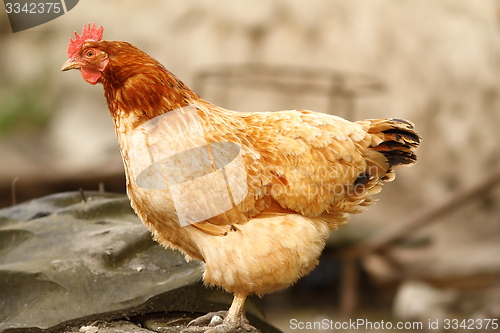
[{"xmin": 367, "ymin": 118, "xmax": 421, "ymax": 168}]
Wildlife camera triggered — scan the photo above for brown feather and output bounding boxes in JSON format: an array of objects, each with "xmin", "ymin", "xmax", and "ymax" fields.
[{"xmin": 191, "ymin": 221, "xmax": 231, "ymax": 236}]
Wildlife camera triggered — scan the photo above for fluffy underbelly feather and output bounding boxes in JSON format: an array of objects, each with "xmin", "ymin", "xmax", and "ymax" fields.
[{"xmin": 189, "ymin": 214, "xmax": 330, "ymax": 295}]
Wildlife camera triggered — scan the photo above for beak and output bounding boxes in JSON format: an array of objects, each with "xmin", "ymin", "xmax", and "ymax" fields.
[{"xmin": 61, "ymin": 58, "xmax": 82, "ymax": 71}]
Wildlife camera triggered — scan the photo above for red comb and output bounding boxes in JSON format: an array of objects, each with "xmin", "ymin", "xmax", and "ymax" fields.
[{"xmin": 67, "ymin": 23, "xmax": 104, "ymax": 58}]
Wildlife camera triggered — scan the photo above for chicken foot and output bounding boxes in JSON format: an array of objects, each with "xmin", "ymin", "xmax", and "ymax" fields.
[{"xmin": 181, "ymin": 293, "xmax": 260, "ymax": 333}]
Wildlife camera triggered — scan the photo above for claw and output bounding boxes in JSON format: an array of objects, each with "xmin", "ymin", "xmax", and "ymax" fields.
[
  {"xmin": 181, "ymin": 311, "xmax": 259, "ymax": 333},
  {"xmin": 186, "ymin": 311, "xmax": 228, "ymax": 328}
]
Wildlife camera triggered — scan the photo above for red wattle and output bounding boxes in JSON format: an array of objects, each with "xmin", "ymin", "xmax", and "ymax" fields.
[{"xmin": 81, "ymin": 68, "xmax": 101, "ymax": 85}]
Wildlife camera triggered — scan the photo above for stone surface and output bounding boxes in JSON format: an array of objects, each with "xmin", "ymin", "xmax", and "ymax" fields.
[{"xmin": 0, "ymin": 192, "xmax": 281, "ymax": 333}]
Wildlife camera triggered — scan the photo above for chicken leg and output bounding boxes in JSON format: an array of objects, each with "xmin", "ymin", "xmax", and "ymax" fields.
[{"xmin": 182, "ymin": 293, "xmax": 259, "ymax": 333}]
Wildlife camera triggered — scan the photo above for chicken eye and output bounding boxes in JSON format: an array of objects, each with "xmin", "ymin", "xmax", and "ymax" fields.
[{"xmin": 85, "ymin": 50, "xmax": 95, "ymax": 58}]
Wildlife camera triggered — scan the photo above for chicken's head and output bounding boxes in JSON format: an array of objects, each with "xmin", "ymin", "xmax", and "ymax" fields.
[{"xmin": 61, "ymin": 23, "xmax": 109, "ymax": 85}]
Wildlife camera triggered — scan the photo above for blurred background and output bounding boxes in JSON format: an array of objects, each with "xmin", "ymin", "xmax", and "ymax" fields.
[{"xmin": 1, "ymin": 0, "xmax": 500, "ymax": 331}]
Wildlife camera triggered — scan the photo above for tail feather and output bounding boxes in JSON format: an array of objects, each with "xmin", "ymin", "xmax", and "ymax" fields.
[
  {"xmin": 363, "ymin": 118, "xmax": 421, "ymax": 169},
  {"xmin": 347, "ymin": 118, "xmax": 420, "ymax": 212}
]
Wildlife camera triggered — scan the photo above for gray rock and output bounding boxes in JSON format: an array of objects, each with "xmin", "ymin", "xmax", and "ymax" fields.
[{"xmin": 0, "ymin": 192, "xmax": 281, "ymax": 333}]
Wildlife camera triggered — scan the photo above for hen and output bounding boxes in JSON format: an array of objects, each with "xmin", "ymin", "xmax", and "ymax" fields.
[{"xmin": 62, "ymin": 23, "xmax": 420, "ymax": 333}]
